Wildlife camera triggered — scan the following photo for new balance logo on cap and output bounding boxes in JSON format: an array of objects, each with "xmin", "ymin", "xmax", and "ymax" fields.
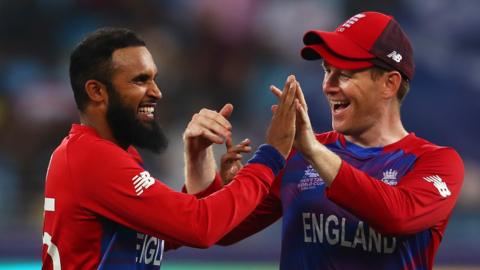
[
  {"xmin": 387, "ymin": 51, "xmax": 402, "ymax": 63},
  {"xmin": 423, "ymin": 175, "xmax": 451, "ymax": 198},
  {"xmin": 132, "ymin": 171, "xmax": 155, "ymax": 196}
]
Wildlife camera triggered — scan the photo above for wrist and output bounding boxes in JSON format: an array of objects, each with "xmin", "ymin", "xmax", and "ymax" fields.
[
  {"xmin": 185, "ymin": 141, "xmax": 210, "ymax": 161},
  {"xmin": 247, "ymin": 144, "xmax": 286, "ymax": 175},
  {"xmin": 302, "ymin": 141, "xmax": 323, "ymax": 162}
]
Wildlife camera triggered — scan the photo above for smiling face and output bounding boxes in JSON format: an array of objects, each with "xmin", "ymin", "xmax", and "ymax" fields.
[
  {"xmin": 105, "ymin": 46, "xmax": 168, "ymax": 153},
  {"xmin": 322, "ymin": 61, "xmax": 386, "ymax": 137}
]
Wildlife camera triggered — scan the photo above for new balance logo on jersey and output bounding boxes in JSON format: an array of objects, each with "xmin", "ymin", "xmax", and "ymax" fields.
[
  {"xmin": 387, "ymin": 51, "xmax": 402, "ymax": 63},
  {"xmin": 132, "ymin": 171, "xmax": 155, "ymax": 196},
  {"xmin": 423, "ymin": 175, "xmax": 451, "ymax": 198},
  {"xmin": 381, "ymin": 169, "xmax": 398, "ymax": 186}
]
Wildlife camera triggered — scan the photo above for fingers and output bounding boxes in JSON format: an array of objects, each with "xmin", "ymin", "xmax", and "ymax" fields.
[
  {"xmin": 266, "ymin": 75, "xmax": 298, "ymax": 158},
  {"xmin": 280, "ymin": 75, "xmax": 295, "ymax": 104},
  {"xmin": 222, "ymin": 138, "xmax": 251, "ymax": 159},
  {"xmin": 283, "ymin": 75, "xmax": 295, "ymax": 95},
  {"xmin": 225, "ymin": 136, "xmax": 234, "ymax": 150},
  {"xmin": 270, "ymin": 85, "xmax": 282, "ymax": 99},
  {"xmin": 184, "ymin": 125, "xmax": 226, "ymax": 144},
  {"xmin": 226, "ymin": 138, "xmax": 251, "ymax": 154},
  {"xmin": 200, "ymin": 107, "xmax": 232, "ymax": 130},
  {"xmin": 270, "ymin": 74, "xmax": 296, "ymax": 100},
  {"xmin": 284, "ymin": 78, "xmax": 297, "ymax": 109},
  {"xmin": 295, "ymin": 99, "xmax": 309, "ymax": 125},
  {"xmin": 274, "ymin": 76, "xmax": 297, "ymax": 119},
  {"xmin": 231, "ymin": 138, "xmax": 252, "ymax": 154},
  {"xmin": 271, "ymin": 76, "xmax": 307, "ymax": 115},
  {"xmin": 221, "ymin": 152, "xmax": 243, "ymax": 163},
  {"xmin": 295, "ymin": 95, "xmax": 312, "ymax": 129},
  {"xmin": 197, "ymin": 108, "xmax": 232, "ymax": 134},
  {"xmin": 219, "ymin": 103, "xmax": 234, "ymax": 119},
  {"xmin": 184, "ymin": 107, "xmax": 233, "ymax": 146},
  {"xmin": 271, "ymin": 104, "xmax": 278, "ymax": 113},
  {"xmin": 294, "ymin": 81, "xmax": 308, "ymax": 112}
]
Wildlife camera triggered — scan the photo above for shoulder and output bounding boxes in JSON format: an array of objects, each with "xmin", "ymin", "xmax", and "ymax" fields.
[
  {"xmin": 67, "ymin": 131, "xmax": 123, "ymax": 156},
  {"xmin": 404, "ymin": 135, "xmax": 464, "ymax": 180},
  {"xmin": 315, "ymin": 131, "xmax": 340, "ymax": 145},
  {"xmin": 66, "ymin": 131, "xmax": 140, "ymax": 173},
  {"xmin": 385, "ymin": 133, "xmax": 457, "ymax": 158},
  {"xmin": 405, "ymin": 134, "xmax": 462, "ymax": 161}
]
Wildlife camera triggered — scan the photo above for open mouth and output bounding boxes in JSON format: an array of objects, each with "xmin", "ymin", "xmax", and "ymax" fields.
[
  {"xmin": 138, "ymin": 105, "xmax": 155, "ymax": 121},
  {"xmin": 330, "ymin": 100, "xmax": 350, "ymax": 114}
]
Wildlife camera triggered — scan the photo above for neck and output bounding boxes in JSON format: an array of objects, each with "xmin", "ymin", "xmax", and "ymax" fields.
[
  {"xmin": 80, "ymin": 111, "xmax": 128, "ymax": 150},
  {"xmin": 344, "ymin": 109, "xmax": 408, "ymax": 148}
]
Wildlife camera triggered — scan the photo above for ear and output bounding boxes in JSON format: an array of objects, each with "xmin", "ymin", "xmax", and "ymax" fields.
[
  {"xmin": 85, "ymin": 80, "xmax": 108, "ymax": 104},
  {"xmin": 382, "ymin": 71, "xmax": 402, "ymax": 99}
]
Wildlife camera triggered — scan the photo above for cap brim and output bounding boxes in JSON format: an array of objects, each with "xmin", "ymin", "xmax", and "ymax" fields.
[
  {"xmin": 301, "ymin": 44, "xmax": 374, "ymax": 70},
  {"xmin": 303, "ymin": 30, "xmax": 374, "ymax": 59}
]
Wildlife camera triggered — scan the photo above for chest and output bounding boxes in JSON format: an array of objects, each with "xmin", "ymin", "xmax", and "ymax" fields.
[{"xmin": 280, "ymin": 146, "xmax": 417, "ymax": 212}]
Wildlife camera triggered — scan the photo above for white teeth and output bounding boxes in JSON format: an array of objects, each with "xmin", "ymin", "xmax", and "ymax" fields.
[
  {"xmin": 138, "ymin": 107, "xmax": 154, "ymax": 114},
  {"xmin": 330, "ymin": 100, "xmax": 348, "ymax": 106}
]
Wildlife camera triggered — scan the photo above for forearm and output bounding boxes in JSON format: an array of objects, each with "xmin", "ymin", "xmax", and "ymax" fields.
[
  {"xmin": 184, "ymin": 145, "xmax": 217, "ymax": 194},
  {"xmin": 159, "ymin": 145, "xmax": 285, "ymax": 248},
  {"xmin": 304, "ymin": 141, "xmax": 342, "ymax": 186}
]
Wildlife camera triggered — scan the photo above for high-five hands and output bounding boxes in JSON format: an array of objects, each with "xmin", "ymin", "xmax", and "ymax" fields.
[
  {"xmin": 219, "ymin": 75, "xmax": 298, "ymax": 184},
  {"xmin": 271, "ymin": 75, "xmax": 342, "ymax": 185},
  {"xmin": 266, "ymin": 75, "xmax": 298, "ymax": 159},
  {"xmin": 270, "ymin": 75, "xmax": 319, "ymax": 158}
]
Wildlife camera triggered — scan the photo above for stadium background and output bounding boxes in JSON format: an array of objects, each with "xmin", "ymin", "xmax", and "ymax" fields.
[{"xmin": 0, "ymin": 0, "xmax": 479, "ymax": 269}]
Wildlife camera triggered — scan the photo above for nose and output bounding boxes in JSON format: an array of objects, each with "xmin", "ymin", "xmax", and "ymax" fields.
[
  {"xmin": 148, "ymin": 81, "xmax": 162, "ymax": 100},
  {"xmin": 322, "ymin": 71, "xmax": 340, "ymax": 95}
]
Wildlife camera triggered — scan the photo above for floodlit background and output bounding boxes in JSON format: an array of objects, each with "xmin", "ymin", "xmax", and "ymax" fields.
[{"xmin": 0, "ymin": 0, "xmax": 479, "ymax": 269}]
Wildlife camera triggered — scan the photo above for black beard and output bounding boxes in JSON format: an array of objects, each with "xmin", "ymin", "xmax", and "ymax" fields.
[{"xmin": 105, "ymin": 86, "xmax": 168, "ymax": 153}]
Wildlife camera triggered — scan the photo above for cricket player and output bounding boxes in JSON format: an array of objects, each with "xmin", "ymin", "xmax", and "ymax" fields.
[
  {"xmin": 187, "ymin": 11, "xmax": 464, "ymax": 270},
  {"xmin": 41, "ymin": 27, "xmax": 298, "ymax": 269}
]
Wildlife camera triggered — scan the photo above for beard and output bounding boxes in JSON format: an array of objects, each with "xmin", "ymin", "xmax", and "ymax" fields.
[{"xmin": 105, "ymin": 85, "xmax": 168, "ymax": 153}]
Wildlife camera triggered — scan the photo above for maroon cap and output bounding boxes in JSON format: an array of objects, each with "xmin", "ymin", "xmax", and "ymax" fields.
[{"xmin": 301, "ymin": 11, "xmax": 415, "ymax": 80}]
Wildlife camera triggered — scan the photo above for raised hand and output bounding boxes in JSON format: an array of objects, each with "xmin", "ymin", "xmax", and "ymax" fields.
[
  {"xmin": 220, "ymin": 138, "xmax": 252, "ymax": 185},
  {"xmin": 183, "ymin": 104, "xmax": 234, "ymax": 194},
  {"xmin": 270, "ymin": 77, "xmax": 318, "ymax": 157},
  {"xmin": 271, "ymin": 77, "xmax": 341, "ymax": 184},
  {"xmin": 266, "ymin": 75, "xmax": 298, "ymax": 159},
  {"xmin": 183, "ymin": 104, "xmax": 233, "ymax": 154}
]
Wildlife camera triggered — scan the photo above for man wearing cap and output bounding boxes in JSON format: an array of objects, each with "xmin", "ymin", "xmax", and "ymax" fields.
[{"xmin": 185, "ymin": 11, "xmax": 464, "ymax": 270}]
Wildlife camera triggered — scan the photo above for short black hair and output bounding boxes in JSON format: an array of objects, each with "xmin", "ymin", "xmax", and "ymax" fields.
[{"xmin": 69, "ymin": 27, "xmax": 146, "ymax": 111}]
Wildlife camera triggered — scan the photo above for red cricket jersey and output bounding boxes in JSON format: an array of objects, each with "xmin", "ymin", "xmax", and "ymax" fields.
[
  {"xmin": 218, "ymin": 131, "xmax": 464, "ymax": 270},
  {"xmin": 41, "ymin": 124, "xmax": 283, "ymax": 269}
]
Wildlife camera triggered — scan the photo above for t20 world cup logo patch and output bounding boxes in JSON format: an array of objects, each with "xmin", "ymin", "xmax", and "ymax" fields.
[{"xmin": 297, "ymin": 165, "xmax": 324, "ymax": 191}]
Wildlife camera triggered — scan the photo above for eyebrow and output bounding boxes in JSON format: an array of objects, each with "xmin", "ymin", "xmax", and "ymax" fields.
[
  {"xmin": 132, "ymin": 72, "xmax": 157, "ymax": 82},
  {"xmin": 132, "ymin": 73, "xmax": 150, "ymax": 81}
]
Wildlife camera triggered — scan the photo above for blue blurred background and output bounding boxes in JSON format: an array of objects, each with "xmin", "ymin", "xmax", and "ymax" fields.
[{"xmin": 0, "ymin": 0, "xmax": 479, "ymax": 269}]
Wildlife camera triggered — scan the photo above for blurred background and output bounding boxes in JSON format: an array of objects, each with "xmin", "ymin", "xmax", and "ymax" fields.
[{"xmin": 0, "ymin": 0, "xmax": 479, "ymax": 269}]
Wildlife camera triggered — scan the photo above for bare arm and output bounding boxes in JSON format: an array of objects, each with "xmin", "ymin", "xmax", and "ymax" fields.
[{"xmin": 183, "ymin": 104, "xmax": 233, "ymax": 194}]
